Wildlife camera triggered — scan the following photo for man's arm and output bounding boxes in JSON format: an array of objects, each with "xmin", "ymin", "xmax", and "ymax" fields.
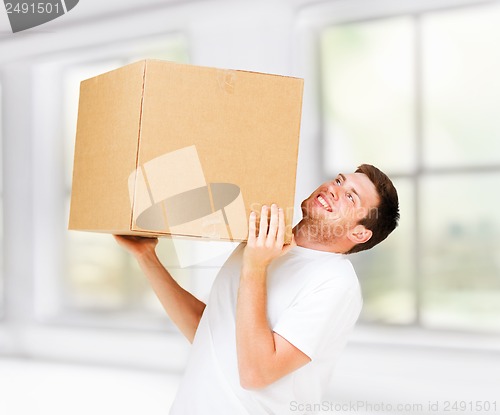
[
  {"xmin": 114, "ymin": 236, "xmax": 206, "ymax": 343},
  {"xmin": 236, "ymin": 205, "xmax": 311, "ymax": 390}
]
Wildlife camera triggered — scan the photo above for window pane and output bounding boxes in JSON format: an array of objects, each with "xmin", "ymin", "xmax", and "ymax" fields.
[
  {"xmin": 66, "ymin": 230, "xmax": 135, "ymax": 311},
  {"xmin": 321, "ymin": 17, "xmax": 416, "ymax": 175},
  {"xmin": 420, "ymin": 173, "xmax": 500, "ymax": 332},
  {"xmin": 65, "ymin": 227, "xmax": 189, "ymax": 313},
  {"xmin": 64, "ymin": 199, "xmax": 190, "ymax": 323},
  {"xmin": 422, "ymin": 5, "xmax": 500, "ymax": 168},
  {"xmin": 351, "ymin": 178, "xmax": 416, "ymax": 325}
]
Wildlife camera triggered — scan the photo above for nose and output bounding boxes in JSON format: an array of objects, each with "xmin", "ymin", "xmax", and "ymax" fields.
[{"xmin": 327, "ymin": 182, "xmax": 343, "ymax": 201}]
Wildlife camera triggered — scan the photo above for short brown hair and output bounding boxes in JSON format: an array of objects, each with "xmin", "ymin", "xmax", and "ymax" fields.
[{"xmin": 346, "ymin": 164, "xmax": 399, "ymax": 254}]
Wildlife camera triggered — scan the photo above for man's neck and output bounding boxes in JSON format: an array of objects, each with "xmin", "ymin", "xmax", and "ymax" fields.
[{"xmin": 292, "ymin": 220, "xmax": 349, "ymax": 254}]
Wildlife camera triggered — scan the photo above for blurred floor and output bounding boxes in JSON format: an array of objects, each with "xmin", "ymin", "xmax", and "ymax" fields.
[
  {"xmin": 329, "ymin": 343, "xmax": 500, "ymax": 414},
  {"xmin": 0, "ymin": 358, "xmax": 181, "ymax": 415},
  {"xmin": 1, "ymin": 343, "xmax": 499, "ymax": 415}
]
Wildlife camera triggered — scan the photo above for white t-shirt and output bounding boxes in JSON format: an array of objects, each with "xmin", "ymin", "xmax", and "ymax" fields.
[{"xmin": 170, "ymin": 243, "xmax": 363, "ymax": 415}]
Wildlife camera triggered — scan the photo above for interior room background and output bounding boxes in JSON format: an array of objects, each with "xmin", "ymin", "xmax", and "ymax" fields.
[{"xmin": 1, "ymin": 0, "xmax": 499, "ymax": 414}]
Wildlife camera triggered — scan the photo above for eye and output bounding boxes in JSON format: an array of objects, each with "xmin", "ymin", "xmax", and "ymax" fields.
[
  {"xmin": 335, "ymin": 178, "xmax": 342, "ymax": 185},
  {"xmin": 347, "ymin": 193, "xmax": 355, "ymax": 204}
]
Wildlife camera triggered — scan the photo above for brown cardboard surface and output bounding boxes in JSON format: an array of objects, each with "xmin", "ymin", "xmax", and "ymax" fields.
[
  {"xmin": 69, "ymin": 61, "xmax": 146, "ymax": 232},
  {"xmin": 69, "ymin": 60, "xmax": 303, "ymax": 243}
]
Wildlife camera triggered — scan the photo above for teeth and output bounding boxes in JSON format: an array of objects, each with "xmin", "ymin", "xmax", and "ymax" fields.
[{"xmin": 317, "ymin": 195, "xmax": 331, "ymax": 211}]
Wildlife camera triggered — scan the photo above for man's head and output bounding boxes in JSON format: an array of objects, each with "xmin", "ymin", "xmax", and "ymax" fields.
[
  {"xmin": 345, "ymin": 164, "xmax": 400, "ymax": 253},
  {"xmin": 296, "ymin": 164, "xmax": 399, "ymax": 254}
]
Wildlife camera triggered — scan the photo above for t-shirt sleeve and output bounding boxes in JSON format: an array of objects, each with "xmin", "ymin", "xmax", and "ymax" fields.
[{"xmin": 272, "ymin": 276, "xmax": 361, "ymax": 360}]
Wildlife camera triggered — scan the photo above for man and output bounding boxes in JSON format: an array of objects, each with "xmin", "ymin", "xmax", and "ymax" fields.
[{"xmin": 115, "ymin": 164, "xmax": 399, "ymax": 414}]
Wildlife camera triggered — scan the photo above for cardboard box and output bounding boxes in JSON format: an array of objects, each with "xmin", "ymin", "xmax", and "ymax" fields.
[{"xmin": 69, "ymin": 60, "xmax": 303, "ymax": 242}]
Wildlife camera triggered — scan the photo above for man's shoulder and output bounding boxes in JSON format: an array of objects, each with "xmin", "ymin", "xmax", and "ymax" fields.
[
  {"xmin": 274, "ymin": 249, "xmax": 359, "ymax": 291},
  {"xmin": 285, "ymin": 247, "xmax": 356, "ymax": 274}
]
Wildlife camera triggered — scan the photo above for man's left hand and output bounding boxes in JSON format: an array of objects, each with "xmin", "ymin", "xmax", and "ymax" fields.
[{"xmin": 243, "ymin": 204, "xmax": 295, "ymax": 271}]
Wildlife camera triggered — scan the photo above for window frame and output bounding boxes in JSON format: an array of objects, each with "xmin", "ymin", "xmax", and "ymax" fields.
[{"xmin": 295, "ymin": 0, "xmax": 500, "ymax": 349}]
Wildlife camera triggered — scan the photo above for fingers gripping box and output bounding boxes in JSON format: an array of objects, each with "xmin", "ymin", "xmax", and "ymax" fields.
[{"xmin": 68, "ymin": 60, "xmax": 303, "ymax": 242}]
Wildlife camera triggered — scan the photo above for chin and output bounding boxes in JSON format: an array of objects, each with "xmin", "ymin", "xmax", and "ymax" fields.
[{"xmin": 301, "ymin": 197, "xmax": 328, "ymax": 221}]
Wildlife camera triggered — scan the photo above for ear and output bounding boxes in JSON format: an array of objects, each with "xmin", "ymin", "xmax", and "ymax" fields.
[{"xmin": 347, "ymin": 225, "xmax": 372, "ymax": 245}]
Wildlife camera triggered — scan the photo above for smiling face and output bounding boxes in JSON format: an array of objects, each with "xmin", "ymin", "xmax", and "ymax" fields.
[{"xmin": 296, "ymin": 172, "xmax": 380, "ymax": 252}]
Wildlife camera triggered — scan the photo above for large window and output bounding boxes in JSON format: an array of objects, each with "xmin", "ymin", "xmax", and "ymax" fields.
[{"xmin": 321, "ymin": 3, "xmax": 500, "ymax": 332}]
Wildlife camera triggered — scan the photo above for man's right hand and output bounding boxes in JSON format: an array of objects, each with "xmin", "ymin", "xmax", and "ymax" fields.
[{"xmin": 113, "ymin": 235, "xmax": 158, "ymax": 258}]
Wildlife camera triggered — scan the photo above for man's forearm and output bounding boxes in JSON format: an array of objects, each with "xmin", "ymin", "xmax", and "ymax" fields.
[
  {"xmin": 136, "ymin": 250, "xmax": 205, "ymax": 343},
  {"xmin": 236, "ymin": 264, "xmax": 276, "ymax": 389},
  {"xmin": 236, "ymin": 205, "xmax": 309, "ymax": 389}
]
